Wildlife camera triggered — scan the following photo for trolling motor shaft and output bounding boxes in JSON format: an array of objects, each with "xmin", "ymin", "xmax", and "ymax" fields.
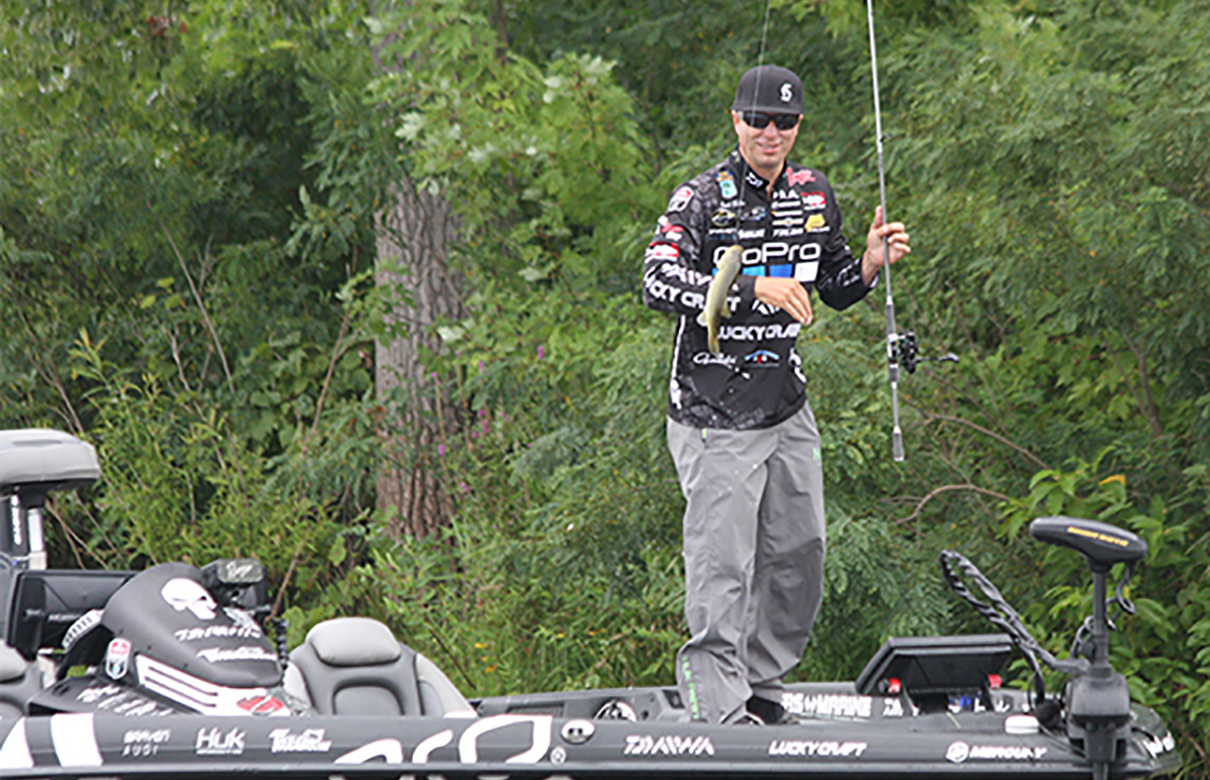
[{"xmin": 1032, "ymin": 517, "xmax": 1146, "ymax": 780}]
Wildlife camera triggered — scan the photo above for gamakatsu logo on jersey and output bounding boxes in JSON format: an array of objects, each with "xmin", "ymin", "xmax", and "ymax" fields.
[
  {"xmin": 769, "ymin": 740, "xmax": 868, "ymax": 758},
  {"xmin": 946, "ymin": 741, "xmax": 1047, "ymax": 763},
  {"xmin": 624, "ymin": 734, "xmax": 715, "ymax": 757}
]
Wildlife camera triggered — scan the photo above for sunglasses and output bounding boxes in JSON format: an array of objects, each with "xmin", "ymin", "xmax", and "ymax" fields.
[{"xmin": 741, "ymin": 111, "xmax": 801, "ymax": 131}]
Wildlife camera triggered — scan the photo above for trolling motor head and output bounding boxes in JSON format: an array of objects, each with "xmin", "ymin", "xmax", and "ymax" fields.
[
  {"xmin": 1031, "ymin": 517, "xmax": 1147, "ymax": 780},
  {"xmin": 942, "ymin": 517, "xmax": 1149, "ymax": 780}
]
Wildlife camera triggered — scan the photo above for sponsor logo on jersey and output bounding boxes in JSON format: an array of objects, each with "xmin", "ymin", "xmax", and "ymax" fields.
[
  {"xmin": 692, "ymin": 352, "xmax": 737, "ymax": 367},
  {"xmin": 719, "ymin": 323, "xmax": 802, "ymax": 342},
  {"xmin": 657, "ymin": 220, "xmax": 684, "ymax": 241},
  {"xmin": 743, "ymin": 205, "xmax": 767, "ymax": 222},
  {"xmin": 803, "ymin": 191, "xmax": 826, "ymax": 210},
  {"xmin": 716, "ymin": 170, "xmax": 738, "ymax": 199},
  {"xmin": 646, "ymin": 243, "xmax": 680, "ymax": 261},
  {"xmin": 744, "ymin": 349, "xmax": 781, "ymax": 365},
  {"xmin": 668, "ymin": 186, "xmax": 694, "ymax": 212},
  {"xmin": 711, "ymin": 207, "xmax": 737, "ymax": 228},
  {"xmin": 787, "ymin": 168, "xmax": 816, "ymax": 186},
  {"xmin": 716, "ymin": 241, "xmax": 821, "ymax": 268}
]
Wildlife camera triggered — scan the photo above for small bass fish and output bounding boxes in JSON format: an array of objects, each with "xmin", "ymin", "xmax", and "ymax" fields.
[{"xmin": 697, "ymin": 244, "xmax": 743, "ymax": 356}]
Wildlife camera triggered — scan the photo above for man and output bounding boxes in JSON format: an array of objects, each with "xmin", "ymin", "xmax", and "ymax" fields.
[{"xmin": 641, "ymin": 64, "xmax": 910, "ymax": 725}]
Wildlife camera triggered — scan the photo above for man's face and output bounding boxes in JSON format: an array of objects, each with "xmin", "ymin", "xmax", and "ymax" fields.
[{"xmin": 731, "ymin": 110, "xmax": 801, "ymax": 179}]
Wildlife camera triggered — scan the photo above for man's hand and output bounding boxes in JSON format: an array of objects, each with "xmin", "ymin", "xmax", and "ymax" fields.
[
  {"xmin": 861, "ymin": 205, "xmax": 911, "ymax": 286},
  {"xmin": 754, "ymin": 276, "xmax": 814, "ymax": 325}
]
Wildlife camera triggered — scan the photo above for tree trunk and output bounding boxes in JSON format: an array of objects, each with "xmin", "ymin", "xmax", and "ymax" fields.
[{"xmin": 374, "ymin": 178, "xmax": 464, "ymax": 538}]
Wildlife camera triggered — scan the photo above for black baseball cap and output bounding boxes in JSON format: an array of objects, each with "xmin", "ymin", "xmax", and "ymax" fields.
[{"xmin": 731, "ymin": 65, "xmax": 803, "ymax": 115}]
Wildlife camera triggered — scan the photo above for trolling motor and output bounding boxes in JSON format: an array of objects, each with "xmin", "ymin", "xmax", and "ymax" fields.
[
  {"xmin": 1033, "ymin": 517, "xmax": 1145, "ymax": 780},
  {"xmin": 942, "ymin": 517, "xmax": 1147, "ymax": 780}
]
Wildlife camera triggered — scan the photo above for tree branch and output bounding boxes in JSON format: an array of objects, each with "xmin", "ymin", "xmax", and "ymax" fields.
[
  {"xmin": 923, "ymin": 413, "xmax": 1050, "ymax": 470},
  {"xmin": 147, "ymin": 202, "xmax": 234, "ymax": 395},
  {"xmin": 895, "ymin": 483, "xmax": 1013, "ymax": 527},
  {"xmin": 1109, "ymin": 331, "xmax": 1164, "ymax": 441}
]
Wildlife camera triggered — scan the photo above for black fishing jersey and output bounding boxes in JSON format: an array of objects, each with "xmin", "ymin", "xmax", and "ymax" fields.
[{"xmin": 642, "ymin": 148, "xmax": 873, "ymax": 430}]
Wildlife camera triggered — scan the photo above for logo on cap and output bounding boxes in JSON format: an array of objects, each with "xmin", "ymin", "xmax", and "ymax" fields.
[{"xmin": 781, "ymin": 83, "xmax": 793, "ymax": 103}]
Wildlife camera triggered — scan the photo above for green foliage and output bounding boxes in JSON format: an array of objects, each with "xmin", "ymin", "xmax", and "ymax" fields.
[{"xmin": 1, "ymin": 0, "xmax": 1207, "ymax": 768}]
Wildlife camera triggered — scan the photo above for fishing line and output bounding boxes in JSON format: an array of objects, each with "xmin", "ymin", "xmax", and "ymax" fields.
[
  {"xmin": 713, "ymin": 0, "xmax": 774, "ymax": 377},
  {"xmin": 735, "ymin": 0, "xmax": 775, "ymax": 209}
]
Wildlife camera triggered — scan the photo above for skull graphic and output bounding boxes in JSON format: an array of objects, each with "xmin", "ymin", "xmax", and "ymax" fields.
[{"xmin": 161, "ymin": 578, "xmax": 218, "ymax": 620}]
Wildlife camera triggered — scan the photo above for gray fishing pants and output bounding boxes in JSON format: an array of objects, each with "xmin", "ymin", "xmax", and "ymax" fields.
[{"xmin": 666, "ymin": 403, "xmax": 826, "ymax": 724}]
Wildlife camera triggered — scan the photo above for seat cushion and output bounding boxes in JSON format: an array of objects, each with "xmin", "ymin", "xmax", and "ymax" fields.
[
  {"xmin": 288, "ymin": 618, "xmax": 475, "ymax": 717},
  {"xmin": 306, "ymin": 617, "xmax": 401, "ymax": 666}
]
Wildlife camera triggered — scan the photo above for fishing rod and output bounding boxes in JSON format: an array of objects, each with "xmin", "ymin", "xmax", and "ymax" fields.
[{"xmin": 865, "ymin": 0, "xmax": 957, "ymax": 462}]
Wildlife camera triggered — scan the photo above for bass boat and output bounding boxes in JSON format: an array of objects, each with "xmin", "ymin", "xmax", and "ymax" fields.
[{"xmin": 0, "ymin": 429, "xmax": 1183, "ymax": 779}]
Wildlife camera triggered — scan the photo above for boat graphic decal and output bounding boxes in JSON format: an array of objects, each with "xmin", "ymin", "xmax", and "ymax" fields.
[
  {"xmin": 769, "ymin": 739, "xmax": 868, "ymax": 758},
  {"xmin": 624, "ymin": 734, "xmax": 715, "ymax": 757}
]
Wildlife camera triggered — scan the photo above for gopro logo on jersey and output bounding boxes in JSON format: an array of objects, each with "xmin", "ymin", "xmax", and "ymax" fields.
[{"xmin": 714, "ymin": 242, "xmax": 820, "ymax": 267}]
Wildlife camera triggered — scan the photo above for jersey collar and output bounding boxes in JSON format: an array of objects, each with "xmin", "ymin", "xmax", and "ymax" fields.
[{"xmin": 728, "ymin": 147, "xmax": 784, "ymax": 196}]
